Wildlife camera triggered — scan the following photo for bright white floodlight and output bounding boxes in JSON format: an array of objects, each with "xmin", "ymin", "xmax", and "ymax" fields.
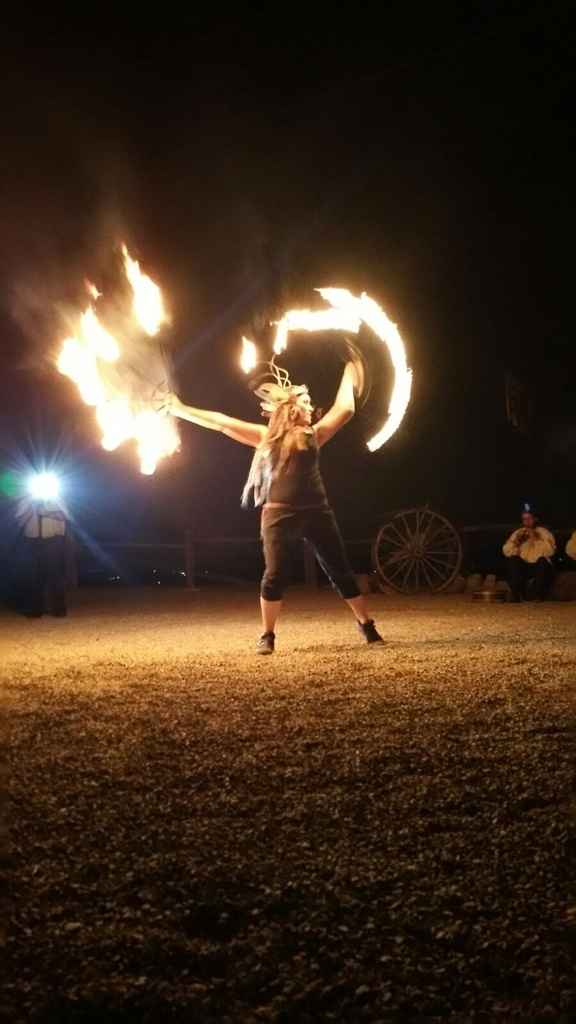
[{"xmin": 28, "ymin": 472, "xmax": 61, "ymax": 501}]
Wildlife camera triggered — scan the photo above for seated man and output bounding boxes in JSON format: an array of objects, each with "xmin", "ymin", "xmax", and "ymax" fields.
[
  {"xmin": 566, "ymin": 531, "xmax": 576, "ymax": 562},
  {"xmin": 503, "ymin": 508, "xmax": 556, "ymax": 602}
]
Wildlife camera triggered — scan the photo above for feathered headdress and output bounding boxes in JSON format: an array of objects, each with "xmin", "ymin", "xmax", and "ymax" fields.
[{"xmin": 249, "ymin": 359, "xmax": 309, "ymax": 418}]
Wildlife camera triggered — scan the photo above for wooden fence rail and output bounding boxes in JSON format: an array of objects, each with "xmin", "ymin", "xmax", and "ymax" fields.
[
  {"xmin": 73, "ymin": 524, "xmax": 574, "ymax": 590},
  {"xmin": 77, "ymin": 532, "xmax": 332, "ymax": 589}
]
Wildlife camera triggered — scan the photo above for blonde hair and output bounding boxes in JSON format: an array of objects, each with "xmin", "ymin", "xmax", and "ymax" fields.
[{"xmin": 242, "ymin": 382, "xmax": 310, "ymax": 507}]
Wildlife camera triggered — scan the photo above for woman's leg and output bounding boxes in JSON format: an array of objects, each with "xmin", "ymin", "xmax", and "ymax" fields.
[
  {"xmin": 344, "ymin": 593, "xmax": 371, "ymax": 624},
  {"xmin": 304, "ymin": 511, "xmax": 383, "ymax": 640},
  {"xmin": 258, "ymin": 511, "xmax": 296, "ymax": 650},
  {"xmin": 260, "ymin": 596, "xmax": 283, "ymax": 633},
  {"xmin": 304, "ymin": 510, "xmax": 362, "ymax": 606}
]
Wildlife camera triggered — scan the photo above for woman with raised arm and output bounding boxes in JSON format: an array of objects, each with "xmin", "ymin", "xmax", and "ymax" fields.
[{"xmin": 166, "ymin": 360, "xmax": 384, "ymax": 654}]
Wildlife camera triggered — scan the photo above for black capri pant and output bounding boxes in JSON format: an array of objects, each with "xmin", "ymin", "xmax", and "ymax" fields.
[{"xmin": 260, "ymin": 506, "xmax": 361, "ymax": 601}]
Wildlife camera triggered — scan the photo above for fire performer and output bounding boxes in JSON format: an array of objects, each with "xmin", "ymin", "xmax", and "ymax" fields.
[
  {"xmin": 165, "ymin": 360, "xmax": 385, "ymax": 653},
  {"xmin": 503, "ymin": 507, "xmax": 556, "ymax": 602}
]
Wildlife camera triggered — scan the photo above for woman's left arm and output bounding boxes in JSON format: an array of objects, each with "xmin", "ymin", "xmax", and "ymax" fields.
[{"xmin": 314, "ymin": 363, "xmax": 357, "ymax": 447}]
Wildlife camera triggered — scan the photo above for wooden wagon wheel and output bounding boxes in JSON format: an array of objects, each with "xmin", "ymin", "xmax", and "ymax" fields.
[{"xmin": 372, "ymin": 507, "xmax": 462, "ymax": 594}]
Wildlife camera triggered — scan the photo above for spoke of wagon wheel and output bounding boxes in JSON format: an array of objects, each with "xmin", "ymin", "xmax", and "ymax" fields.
[
  {"xmin": 414, "ymin": 557, "xmax": 421, "ymax": 592},
  {"xmin": 385, "ymin": 549, "xmax": 411, "ymax": 566},
  {"xmin": 391, "ymin": 516, "xmax": 409, "ymax": 548},
  {"xmin": 402, "ymin": 559, "xmax": 416, "ymax": 591},
  {"xmin": 411, "ymin": 559, "xmax": 422, "ymax": 591},
  {"xmin": 425, "ymin": 519, "xmax": 453, "ymax": 534},
  {"xmin": 420, "ymin": 507, "xmax": 433, "ymax": 530},
  {"xmin": 418, "ymin": 508, "xmax": 435, "ymax": 543},
  {"xmin": 424, "ymin": 560, "xmax": 458, "ymax": 579},
  {"xmin": 385, "ymin": 561, "xmax": 409, "ymax": 582},
  {"xmin": 378, "ymin": 524, "xmax": 407, "ymax": 548},
  {"xmin": 415, "ymin": 508, "xmax": 421, "ymax": 540},
  {"xmin": 424, "ymin": 529, "xmax": 454, "ymax": 547},
  {"xmin": 422, "ymin": 557, "xmax": 450, "ymax": 582},
  {"xmin": 425, "ymin": 553, "xmax": 459, "ymax": 567},
  {"xmin": 420, "ymin": 559, "xmax": 434, "ymax": 589},
  {"xmin": 396, "ymin": 513, "xmax": 416, "ymax": 544},
  {"xmin": 387, "ymin": 520, "xmax": 410, "ymax": 546},
  {"xmin": 378, "ymin": 532, "xmax": 408, "ymax": 553},
  {"xmin": 378, "ymin": 528, "xmax": 408, "ymax": 553}
]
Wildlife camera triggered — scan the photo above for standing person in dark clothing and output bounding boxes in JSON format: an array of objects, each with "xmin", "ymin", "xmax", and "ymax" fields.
[
  {"xmin": 165, "ymin": 360, "xmax": 384, "ymax": 653},
  {"xmin": 503, "ymin": 508, "xmax": 556, "ymax": 602},
  {"xmin": 17, "ymin": 477, "xmax": 69, "ymax": 617}
]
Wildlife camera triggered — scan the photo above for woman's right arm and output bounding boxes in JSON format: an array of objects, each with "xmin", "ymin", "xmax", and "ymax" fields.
[{"xmin": 168, "ymin": 395, "xmax": 266, "ymax": 448}]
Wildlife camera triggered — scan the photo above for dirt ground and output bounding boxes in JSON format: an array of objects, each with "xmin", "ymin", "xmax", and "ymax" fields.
[{"xmin": 2, "ymin": 588, "xmax": 576, "ymax": 1022}]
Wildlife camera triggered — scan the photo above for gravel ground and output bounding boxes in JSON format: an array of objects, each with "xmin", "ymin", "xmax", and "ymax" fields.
[{"xmin": 2, "ymin": 588, "xmax": 576, "ymax": 1023}]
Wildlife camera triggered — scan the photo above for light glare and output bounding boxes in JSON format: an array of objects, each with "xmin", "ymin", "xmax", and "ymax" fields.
[{"xmin": 28, "ymin": 472, "xmax": 60, "ymax": 501}]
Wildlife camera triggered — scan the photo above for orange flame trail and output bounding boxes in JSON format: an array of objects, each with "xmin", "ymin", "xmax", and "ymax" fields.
[
  {"xmin": 240, "ymin": 336, "xmax": 258, "ymax": 373},
  {"xmin": 57, "ymin": 246, "xmax": 179, "ymax": 475},
  {"xmin": 245, "ymin": 288, "xmax": 412, "ymax": 450}
]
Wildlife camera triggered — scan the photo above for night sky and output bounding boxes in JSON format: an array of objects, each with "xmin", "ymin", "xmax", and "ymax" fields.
[{"xmin": 1, "ymin": 9, "xmax": 574, "ymax": 544}]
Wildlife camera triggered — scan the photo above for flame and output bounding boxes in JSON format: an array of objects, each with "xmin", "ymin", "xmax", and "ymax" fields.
[
  {"xmin": 80, "ymin": 307, "xmax": 119, "ymax": 362},
  {"xmin": 57, "ymin": 252, "xmax": 179, "ymax": 475},
  {"xmin": 57, "ymin": 337, "xmax": 104, "ymax": 407},
  {"xmin": 122, "ymin": 245, "xmax": 166, "ymax": 336},
  {"xmin": 97, "ymin": 398, "xmax": 135, "ymax": 452},
  {"xmin": 56, "ymin": 304, "xmax": 119, "ymax": 408},
  {"xmin": 273, "ymin": 319, "xmax": 289, "ymax": 356},
  {"xmin": 351, "ymin": 292, "xmax": 412, "ymax": 451},
  {"xmin": 269, "ymin": 289, "xmax": 412, "ymax": 450},
  {"xmin": 240, "ymin": 336, "xmax": 258, "ymax": 373},
  {"xmin": 85, "ymin": 280, "xmax": 101, "ymax": 301},
  {"xmin": 134, "ymin": 410, "xmax": 179, "ymax": 476},
  {"xmin": 273, "ymin": 306, "xmax": 362, "ymax": 354}
]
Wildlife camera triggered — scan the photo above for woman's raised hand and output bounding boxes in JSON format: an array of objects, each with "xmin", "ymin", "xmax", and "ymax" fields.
[
  {"xmin": 345, "ymin": 359, "xmax": 364, "ymax": 399},
  {"xmin": 157, "ymin": 391, "xmax": 183, "ymax": 417}
]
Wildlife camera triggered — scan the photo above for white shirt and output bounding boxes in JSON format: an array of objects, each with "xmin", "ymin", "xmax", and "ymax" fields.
[
  {"xmin": 503, "ymin": 526, "xmax": 556, "ymax": 564},
  {"xmin": 18, "ymin": 499, "xmax": 67, "ymax": 539}
]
